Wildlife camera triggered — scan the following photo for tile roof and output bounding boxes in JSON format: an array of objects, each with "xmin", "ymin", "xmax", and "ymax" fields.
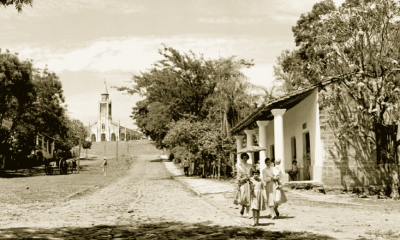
[{"xmin": 230, "ymin": 79, "xmax": 336, "ymax": 134}]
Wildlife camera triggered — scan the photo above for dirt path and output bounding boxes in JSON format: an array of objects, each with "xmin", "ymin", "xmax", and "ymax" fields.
[
  {"xmin": 0, "ymin": 155, "xmax": 330, "ymax": 239},
  {"xmin": 2, "ymin": 154, "xmax": 396, "ymax": 239},
  {"xmin": 203, "ymin": 187, "xmax": 400, "ymax": 240}
]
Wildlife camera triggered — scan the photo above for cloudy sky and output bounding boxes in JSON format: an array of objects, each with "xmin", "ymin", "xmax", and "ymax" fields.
[{"xmin": 1, "ymin": 0, "xmax": 345, "ymax": 129}]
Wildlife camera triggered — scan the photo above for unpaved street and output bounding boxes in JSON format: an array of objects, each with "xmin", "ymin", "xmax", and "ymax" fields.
[{"xmin": 0, "ymin": 155, "xmax": 331, "ymax": 239}]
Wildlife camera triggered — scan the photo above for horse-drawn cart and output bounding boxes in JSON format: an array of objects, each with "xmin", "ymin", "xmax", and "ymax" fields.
[{"xmin": 45, "ymin": 159, "xmax": 76, "ymax": 175}]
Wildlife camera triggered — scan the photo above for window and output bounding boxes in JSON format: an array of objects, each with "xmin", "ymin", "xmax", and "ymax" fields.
[{"xmin": 291, "ymin": 137, "xmax": 297, "ymax": 161}]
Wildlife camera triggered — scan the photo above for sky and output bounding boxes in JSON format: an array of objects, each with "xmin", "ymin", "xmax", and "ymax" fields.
[{"xmin": 0, "ymin": 0, "xmax": 346, "ymax": 129}]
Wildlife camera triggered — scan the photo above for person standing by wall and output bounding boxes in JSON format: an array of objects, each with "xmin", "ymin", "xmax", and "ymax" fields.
[{"xmin": 182, "ymin": 158, "xmax": 190, "ymax": 177}]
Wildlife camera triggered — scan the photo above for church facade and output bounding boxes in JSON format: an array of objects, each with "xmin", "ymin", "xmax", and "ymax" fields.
[{"xmin": 88, "ymin": 82, "xmax": 138, "ymax": 142}]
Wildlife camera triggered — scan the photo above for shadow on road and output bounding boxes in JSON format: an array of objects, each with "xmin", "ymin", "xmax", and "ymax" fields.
[
  {"xmin": 0, "ymin": 221, "xmax": 337, "ymax": 239},
  {"xmin": 149, "ymin": 159, "xmax": 170, "ymax": 163}
]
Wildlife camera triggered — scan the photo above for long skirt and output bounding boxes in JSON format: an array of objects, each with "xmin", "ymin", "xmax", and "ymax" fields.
[
  {"xmin": 233, "ymin": 182, "xmax": 251, "ymax": 206},
  {"xmin": 273, "ymin": 185, "xmax": 287, "ymax": 205},
  {"xmin": 265, "ymin": 181, "xmax": 275, "ymax": 207}
]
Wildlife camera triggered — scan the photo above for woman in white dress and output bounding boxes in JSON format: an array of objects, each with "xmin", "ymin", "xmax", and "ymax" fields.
[
  {"xmin": 262, "ymin": 158, "xmax": 275, "ymax": 218},
  {"xmin": 271, "ymin": 158, "xmax": 287, "ymax": 219},
  {"xmin": 233, "ymin": 153, "xmax": 254, "ymax": 218}
]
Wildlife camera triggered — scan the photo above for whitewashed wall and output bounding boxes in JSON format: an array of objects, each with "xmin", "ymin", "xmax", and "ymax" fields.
[{"xmin": 264, "ymin": 89, "xmax": 321, "ymax": 180}]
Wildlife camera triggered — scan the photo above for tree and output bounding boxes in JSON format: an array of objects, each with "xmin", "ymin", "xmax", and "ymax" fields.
[
  {"xmin": 0, "ymin": 0, "xmax": 33, "ymax": 12},
  {"xmin": 273, "ymin": 50, "xmax": 309, "ymax": 93},
  {"xmin": 302, "ymin": 0, "xmax": 400, "ymax": 198},
  {"xmin": 274, "ymin": 0, "xmax": 337, "ymax": 91},
  {"xmin": 209, "ymin": 57, "xmax": 255, "ymax": 132},
  {"xmin": 65, "ymin": 118, "xmax": 88, "ymax": 150},
  {"xmin": 131, "ymin": 100, "xmax": 172, "ymax": 149},
  {"xmin": 0, "ymin": 50, "xmax": 36, "ymax": 163},
  {"xmin": 120, "ymin": 46, "xmax": 253, "ymax": 148}
]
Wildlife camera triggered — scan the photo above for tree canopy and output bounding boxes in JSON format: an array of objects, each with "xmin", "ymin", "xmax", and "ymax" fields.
[
  {"xmin": 275, "ymin": 0, "xmax": 400, "ymax": 198},
  {"xmin": 119, "ymin": 46, "xmax": 256, "ymax": 149},
  {"xmin": 0, "ymin": 0, "xmax": 32, "ymax": 12},
  {"xmin": 0, "ymin": 50, "xmax": 87, "ymax": 164}
]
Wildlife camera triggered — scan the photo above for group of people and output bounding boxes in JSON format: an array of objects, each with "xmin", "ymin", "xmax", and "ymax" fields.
[{"xmin": 234, "ymin": 153, "xmax": 287, "ymax": 226}]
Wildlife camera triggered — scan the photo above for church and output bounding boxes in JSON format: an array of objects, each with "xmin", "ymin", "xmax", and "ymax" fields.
[{"xmin": 88, "ymin": 82, "xmax": 138, "ymax": 142}]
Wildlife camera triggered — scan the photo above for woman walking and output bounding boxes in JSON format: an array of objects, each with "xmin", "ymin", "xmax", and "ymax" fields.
[
  {"xmin": 267, "ymin": 158, "xmax": 287, "ymax": 219},
  {"xmin": 262, "ymin": 158, "xmax": 275, "ymax": 218},
  {"xmin": 233, "ymin": 153, "xmax": 253, "ymax": 218}
]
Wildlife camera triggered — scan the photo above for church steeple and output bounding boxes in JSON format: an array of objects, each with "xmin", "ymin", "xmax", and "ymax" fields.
[
  {"xmin": 101, "ymin": 81, "xmax": 109, "ymax": 95},
  {"xmin": 101, "ymin": 81, "xmax": 109, "ymax": 102}
]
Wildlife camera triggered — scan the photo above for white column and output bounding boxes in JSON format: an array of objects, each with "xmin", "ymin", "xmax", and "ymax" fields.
[
  {"xmin": 257, "ymin": 121, "xmax": 269, "ymax": 179},
  {"xmin": 271, "ymin": 109, "xmax": 287, "ymax": 175},
  {"xmin": 234, "ymin": 135, "xmax": 245, "ymax": 164},
  {"xmin": 244, "ymin": 129, "xmax": 256, "ymax": 165},
  {"xmin": 313, "ymin": 98, "xmax": 322, "ymax": 181}
]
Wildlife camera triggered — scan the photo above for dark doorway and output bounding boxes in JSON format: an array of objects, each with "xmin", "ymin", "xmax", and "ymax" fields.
[
  {"xmin": 111, "ymin": 133, "xmax": 116, "ymax": 141},
  {"xmin": 91, "ymin": 134, "xmax": 96, "ymax": 142},
  {"xmin": 101, "ymin": 134, "xmax": 106, "ymax": 142},
  {"xmin": 303, "ymin": 132, "xmax": 311, "ymax": 180}
]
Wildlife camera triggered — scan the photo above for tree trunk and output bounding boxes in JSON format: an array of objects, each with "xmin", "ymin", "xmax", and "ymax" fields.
[{"xmin": 230, "ymin": 153, "xmax": 235, "ymax": 178}]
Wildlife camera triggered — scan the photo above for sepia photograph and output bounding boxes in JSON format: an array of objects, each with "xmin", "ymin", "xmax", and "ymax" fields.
[{"xmin": 1, "ymin": 0, "xmax": 400, "ymax": 239}]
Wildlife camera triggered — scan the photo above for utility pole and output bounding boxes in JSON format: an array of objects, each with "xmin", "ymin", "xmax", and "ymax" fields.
[
  {"xmin": 127, "ymin": 138, "xmax": 129, "ymax": 155},
  {"xmin": 104, "ymin": 137, "xmax": 107, "ymax": 157},
  {"xmin": 116, "ymin": 136, "xmax": 119, "ymax": 161},
  {"xmin": 78, "ymin": 134, "xmax": 82, "ymax": 174},
  {"xmin": 117, "ymin": 120, "xmax": 120, "ymax": 161}
]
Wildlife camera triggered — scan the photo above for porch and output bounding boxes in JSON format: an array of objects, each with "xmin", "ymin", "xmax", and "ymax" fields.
[{"xmin": 231, "ymin": 83, "xmax": 332, "ymax": 183}]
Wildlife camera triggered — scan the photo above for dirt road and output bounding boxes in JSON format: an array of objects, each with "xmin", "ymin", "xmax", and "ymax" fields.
[{"xmin": 0, "ymin": 155, "xmax": 335, "ymax": 239}]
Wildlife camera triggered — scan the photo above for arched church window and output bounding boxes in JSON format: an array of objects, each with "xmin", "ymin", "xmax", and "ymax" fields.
[{"xmin": 102, "ymin": 124, "xmax": 105, "ymax": 130}]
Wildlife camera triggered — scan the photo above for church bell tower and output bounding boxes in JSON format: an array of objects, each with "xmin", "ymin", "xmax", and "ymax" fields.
[{"xmin": 98, "ymin": 81, "xmax": 112, "ymax": 141}]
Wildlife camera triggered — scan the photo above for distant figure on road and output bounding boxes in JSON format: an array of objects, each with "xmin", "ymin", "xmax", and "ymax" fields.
[
  {"xmin": 182, "ymin": 158, "xmax": 190, "ymax": 177},
  {"xmin": 102, "ymin": 157, "xmax": 107, "ymax": 176},
  {"xmin": 72, "ymin": 159, "xmax": 77, "ymax": 173}
]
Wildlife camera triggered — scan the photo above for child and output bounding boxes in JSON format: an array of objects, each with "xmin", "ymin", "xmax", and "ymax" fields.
[
  {"xmin": 250, "ymin": 171, "xmax": 266, "ymax": 226},
  {"xmin": 288, "ymin": 160, "xmax": 298, "ymax": 181}
]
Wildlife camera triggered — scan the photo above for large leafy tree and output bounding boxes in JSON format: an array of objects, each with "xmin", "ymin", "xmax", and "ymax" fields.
[
  {"xmin": 10, "ymin": 67, "xmax": 72, "ymax": 153},
  {"xmin": 0, "ymin": 50, "xmax": 36, "ymax": 156},
  {"xmin": 120, "ymin": 46, "xmax": 254, "ymax": 148},
  {"xmin": 274, "ymin": 0, "xmax": 337, "ymax": 90},
  {"xmin": 294, "ymin": 0, "xmax": 400, "ymax": 198}
]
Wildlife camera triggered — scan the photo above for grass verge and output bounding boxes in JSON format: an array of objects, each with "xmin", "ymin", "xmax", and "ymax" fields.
[{"xmin": 0, "ymin": 155, "xmax": 137, "ymax": 205}]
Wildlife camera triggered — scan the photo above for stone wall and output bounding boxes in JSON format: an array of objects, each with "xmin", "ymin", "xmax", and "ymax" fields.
[{"xmin": 319, "ymin": 107, "xmax": 393, "ymax": 190}]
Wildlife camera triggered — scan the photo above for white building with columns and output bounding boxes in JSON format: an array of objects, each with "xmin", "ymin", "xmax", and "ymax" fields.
[
  {"xmin": 232, "ymin": 79, "xmax": 395, "ymax": 190},
  {"xmin": 231, "ymin": 83, "xmax": 326, "ymax": 184}
]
